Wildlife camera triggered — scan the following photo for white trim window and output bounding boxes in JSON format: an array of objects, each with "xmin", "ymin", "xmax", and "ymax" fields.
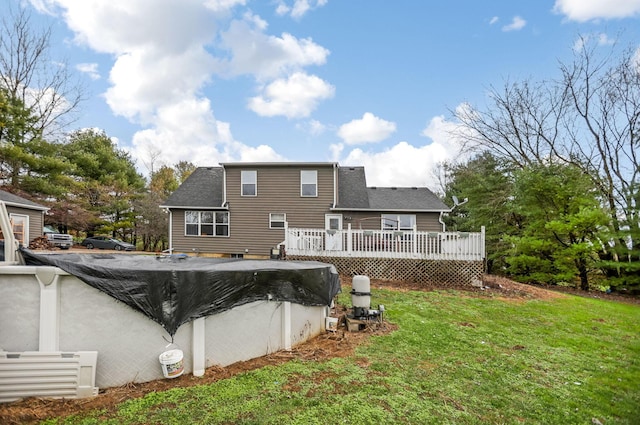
[
  {"xmin": 381, "ymin": 214, "xmax": 416, "ymax": 231},
  {"xmin": 300, "ymin": 170, "xmax": 317, "ymax": 197},
  {"xmin": 269, "ymin": 213, "xmax": 286, "ymax": 229},
  {"xmin": 241, "ymin": 170, "xmax": 257, "ymax": 196},
  {"xmin": 185, "ymin": 211, "xmax": 229, "ymax": 237}
]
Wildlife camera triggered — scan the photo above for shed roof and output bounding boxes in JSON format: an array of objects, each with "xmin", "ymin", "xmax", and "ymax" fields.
[{"xmin": 0, "ymin": 189, "xmax": 48, "ymax": 211}]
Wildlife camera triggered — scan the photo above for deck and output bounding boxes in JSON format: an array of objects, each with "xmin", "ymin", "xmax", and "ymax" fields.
[{"xmin": 284, "ymin": 225, "xmax": 485, "ymax": 261}]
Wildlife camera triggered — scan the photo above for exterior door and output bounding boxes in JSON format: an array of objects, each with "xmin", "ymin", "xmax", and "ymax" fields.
[{"xmin": 325, "ymin": 214, "xmax": 343, "ymax": 250}]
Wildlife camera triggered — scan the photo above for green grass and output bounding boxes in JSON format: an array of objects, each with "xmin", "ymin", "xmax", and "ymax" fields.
[{"xmin": 43, "ymin": 287, "xmax": 640, "ymax": 425}]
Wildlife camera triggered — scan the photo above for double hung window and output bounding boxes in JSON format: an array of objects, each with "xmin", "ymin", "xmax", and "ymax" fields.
[
  {"xmin": 241, "ymin": 170, "xmax": 257, "ymax": 196},
  {"xmin": 300, "ymin": 170, "xmax": 317, "ymax": 197}
]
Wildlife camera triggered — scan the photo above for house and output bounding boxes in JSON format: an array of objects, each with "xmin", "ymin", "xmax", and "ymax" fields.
[
  {"xmin": 0, "ymin": 189, "xmax": 47, "ymax": 246},
  {"xmin": 161, "ymin": 162, "xmax": 451, "ymax": 258}
]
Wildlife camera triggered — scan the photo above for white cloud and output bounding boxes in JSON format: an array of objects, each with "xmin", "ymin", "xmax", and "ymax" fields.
[
  {"xmin": 248, "ymin": 72, "xmax": 335, "ymax": 118},
  {"xmin": 337, "ymin": 112, "xmax": 396, "ymax": 145},
  {"xmin": 218, "ymin": 14, "xmax": 330, "ymax": 80},
  {"xmin": 275, "ymin": 0, "xmax": 328, "ymax": 19},
  {"xmin": 336, "ymin": 111, "xmax": 468, "ymax": 189},
  {"xmin": 28, "ymin": 0, "xmax": 334, "ymax": 174},
  {"xmin": 75, "ymin": 62, "xmax": 100, "ymax": 80},
  {"xmin": 553, "ymin": 0, "xmax": 640, "ymax": 22},
  {"xmin": 128, "ymin": 98, "xmax": 231, "ymax": 169},
  {"xmin": 597, "ymin": 33, "xmax": 615, "ymax": 45},
  {"xmin": 633, "ymin": 46, "xmax": 640, "ymax": 70},
  {"xmin": 204, "ymin": 0, "xmax": 247, "ymax": 13},
  {"xmin": 489, "ymin": 16, "xmax": 499, "ymax": 25},
  {"xmin": 502, "ymin": 16, "xmax": 526, "ymax": 32},
  {"xmin": 299, "ymin": 119, "xmax": 327, "ymax": 136}
]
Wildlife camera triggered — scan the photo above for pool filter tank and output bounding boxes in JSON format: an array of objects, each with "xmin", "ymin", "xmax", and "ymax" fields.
[{"xmin": 350, "ymin": 275, "xmax": 384, "ymax": 320}]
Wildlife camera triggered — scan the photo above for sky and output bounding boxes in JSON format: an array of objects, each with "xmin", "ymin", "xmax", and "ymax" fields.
[{"xmin": 8, "ymin": 0, "xmax": 640, "ymax": 189}]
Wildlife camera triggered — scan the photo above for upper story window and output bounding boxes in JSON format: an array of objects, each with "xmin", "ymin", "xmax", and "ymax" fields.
[
  {"xmin": 381, "ymin": 214, "xmax": 416, "ymax": 231},
  {"xmin": 185, "ymin": 210, "xmax": 229, "ymax": 237},
  {"xmin": 300, "ymin": 170, "xmax": 317, "ymax": 197},
  {"xmin": 241, "ymin": 170, "xmax": 257, "ymax": 196}
]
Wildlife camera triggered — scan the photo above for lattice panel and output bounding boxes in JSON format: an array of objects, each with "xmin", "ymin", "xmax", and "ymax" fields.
[{"xmin": 287, "ymin": 256, "xmax": 484, "ymax": 286}]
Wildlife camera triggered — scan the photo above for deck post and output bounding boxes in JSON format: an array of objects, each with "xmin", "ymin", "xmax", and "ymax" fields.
[{"xmin": 481, "ymin": 226, "xmax": 486, "ymax": 260}]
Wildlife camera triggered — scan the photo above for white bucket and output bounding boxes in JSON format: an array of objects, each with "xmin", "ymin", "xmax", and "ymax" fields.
[
  {"xmin": 159, "ymin": 349, "xmax": 184, "ymax": 379},
  {"xmin": 325, "ymin": 316, "xmax": 338, "ymax": 331}
]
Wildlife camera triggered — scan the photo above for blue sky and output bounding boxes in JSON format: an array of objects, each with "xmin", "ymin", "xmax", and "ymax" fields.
[{"xmin": 11, "ymin": 0, "xmax": 640, "ymax": 188}]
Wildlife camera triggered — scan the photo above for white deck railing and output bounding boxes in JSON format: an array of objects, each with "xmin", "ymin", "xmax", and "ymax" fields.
[{"xmin": 284, "ymin": 224, "xmax": 485, "ymax": 261}]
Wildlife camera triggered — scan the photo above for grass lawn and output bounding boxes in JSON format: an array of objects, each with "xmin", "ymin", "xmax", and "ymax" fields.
[{"xmin": 21, "ymin": 283, "xmax": 640, "ymax": 424}]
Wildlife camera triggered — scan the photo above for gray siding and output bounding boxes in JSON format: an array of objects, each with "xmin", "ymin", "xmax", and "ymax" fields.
[
  {"xmin": 171, "ymin": 165, "xmax": 336, "ymax": 257},
  {"xmin": 5, "ymin": 206, "xmax": 44, "ymax": 244},
  {"xmin": 342, "ymin": 211, "xmax": 444, "ymax": 232}
]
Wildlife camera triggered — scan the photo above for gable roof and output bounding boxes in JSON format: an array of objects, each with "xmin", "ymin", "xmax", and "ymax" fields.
[
  {"xmin": 0, "ymin": 189, "xmax": 48, "ymax": 211},
  {"xmin": 366, "ymin": 187, "xmax": 449, "ymax": 211},
  {"xmin": 334, "ymin": 166, "xmax": 449, "ymax": 212},
  {"xmin": 161, "ymin": 163, "xmax": 449, "ymax": 212},
  {"xmin": 160, "ymin": 167, "xmax": 225, "ymax": 208},
  {"xmin": 336, "ymin": 166, "xmax": 370, "ymax": 209}
]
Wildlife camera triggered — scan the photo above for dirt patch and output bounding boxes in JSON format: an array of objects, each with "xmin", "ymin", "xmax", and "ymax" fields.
[
  {"xmin": 346, "ymin": 274, "xmax": 565, "ymax": 301},
  {"xmin": 1, "ymin": 274, "xmax": 635, "ymax": 424}
]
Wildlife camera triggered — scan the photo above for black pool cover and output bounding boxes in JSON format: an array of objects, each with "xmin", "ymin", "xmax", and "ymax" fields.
[{"xmin": 20, "ymin": 249, "xmax": 341, "ymax": 336}]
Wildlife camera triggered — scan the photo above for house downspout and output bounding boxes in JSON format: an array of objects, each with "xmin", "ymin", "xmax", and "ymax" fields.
[
  {"xmin": 332, "ymin": 163, "xmax": 337, "ymax": 209},
  {"xmin": 438, "ymin": 211, "xmax": 446, "ymax": 232},
  {"xmin": 444, "ymin": 196, "xmax": 469, "ymax": 231},
  {"xmin": 168, "ymin": 209, "xmax": 173, "ymax": 253},
  {"xmin": 222, "ymin": 165, "xmax": 227, "ymax": 208}
]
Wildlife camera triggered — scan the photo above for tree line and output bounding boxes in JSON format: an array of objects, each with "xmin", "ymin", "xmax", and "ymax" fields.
[
  {"xmin": 1, "ymin": 7, "xmax": 194, "ymax": 251},
  {"xmin": 442, "ymin": 37, "xmax": 639, "ymax": 293}
]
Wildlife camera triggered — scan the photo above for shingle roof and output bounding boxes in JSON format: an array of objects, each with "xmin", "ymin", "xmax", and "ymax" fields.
[
  {"xmin": 336, "ymin": 166, "xmax": 370, "ymax": 209},
  {"xmin": 161, "ymin": 167, "xmax": 225, "ymax": 208},
  {"xmin": 335, "ymin": 166, "xmax": 449, "ymax": 211},
  {"xmin": 0, "ymin": 189, "xmax": 48, "ymax": 210},
  {"xmin": 366, "ymin": 187, "xmax": 449, "ymax": 211},
  {"xmin": 162, "ymin": 164, "xmax": 449, "ymax": 212}
]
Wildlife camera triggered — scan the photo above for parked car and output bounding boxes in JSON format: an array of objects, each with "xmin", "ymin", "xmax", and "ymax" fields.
[
  {"xmin": 43, "ymin": 226, "xmax": 73, "ymax": 249},
  {"xmin": 81, "ymin": 236, "xmax": 136, "ymax": 251}
]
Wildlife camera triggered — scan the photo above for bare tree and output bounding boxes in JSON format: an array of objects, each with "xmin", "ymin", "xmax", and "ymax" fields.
[
  {"xmin": 452, "ymin": 36, "xmax": 640, "ymax": 283},
  {"xmin": 0, "ymin": 5, "xmax": 84, "ymax": 140}
]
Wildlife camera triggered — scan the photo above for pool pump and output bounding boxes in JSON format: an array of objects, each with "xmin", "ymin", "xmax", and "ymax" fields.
[{"xmin": 349, "ymin": 275, "xmax": 384, "ymax": 321}]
